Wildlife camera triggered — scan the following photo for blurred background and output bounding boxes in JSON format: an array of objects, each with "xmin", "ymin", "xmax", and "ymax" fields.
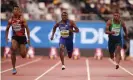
[{"xmin": 1, "ymin": 0, "xmax": 133, "ymax": 58}]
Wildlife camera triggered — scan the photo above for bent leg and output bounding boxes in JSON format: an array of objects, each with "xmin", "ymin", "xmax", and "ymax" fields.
[
  {"xmin": 59, "ymin": 44, "xmax": 65, "ymax": 65},
  {"xmin": 20, "ymin": 44, "xmax": 27, "ymax": 58},
  {"xmin": 66, "ymin": 39, "xmax": 73, "ymax": 58},
  {"xmin": 108, "ymin": 41, "xmax": 115, "ymax": 60},
  {"xmin": 11, "ymin": 39, "xmax": 18, "ymax": 69},
  {"xmin": 115, "ymin": 45, "xmax": 121, "ymax": 65}
]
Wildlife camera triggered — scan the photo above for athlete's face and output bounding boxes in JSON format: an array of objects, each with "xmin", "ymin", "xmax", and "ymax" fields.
[
  {"xmin": 62, "ymin": 13, "xmax": 68, "ymax": 21},
  {"xmin": 113, "ymin": 13, "xmax": 120, "ymax": 21},
  {"xmin": 13, "ymin": 7, "xmax": 20, "ymax": 15}
]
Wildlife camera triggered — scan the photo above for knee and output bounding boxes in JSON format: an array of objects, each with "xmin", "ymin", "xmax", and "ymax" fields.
[
  {"xmin": 116, "ymin": 46, "xmax": 121, "ymax": 51},
  {"xmin": 68, "ymin": 54, "xmax": 72, "ymax": 58},
  {"xmin": 11, "ymin": 47, "xmax": 17, "ymax": 52},
  {"xmin": 20, "ymin": 51, "xmax": 26, "ymax": 58},
  {"xmin": 11, "ymin": 53, "xmax": 16, "ymax": 57},
  {"xmin": 21, "ymin": 54, "xmax": 26, "ymax": 58},
  {"xmin": 110, "ymin": 53, "xmax": 114, "ymax": 59},
  {"xmin": 11, "ymin": 47, "xmax": 17, "ymax": 56},
  {"xmin": 60, "ymin": 47, "xmax": 64, "ymax": 52},
  {"xmin": 68, "ymin": 51, "xmax": 73, "ymax": 58}
]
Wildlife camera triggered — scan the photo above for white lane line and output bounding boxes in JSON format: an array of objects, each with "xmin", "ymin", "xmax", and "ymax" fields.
[
  {"xmin": 1, "ymin": 58, "xmax": 41, "ymax": 73},
  {"xmin": 108, "ymin": 58, "xmax": 133, "ymax": 76},
  {"xmin": 34, "ymin": 61, "xmax": 61, "ymax": 80},
  {"xmin": 86, "ymin": 59, "xmax": 91, "ymax": 80}
]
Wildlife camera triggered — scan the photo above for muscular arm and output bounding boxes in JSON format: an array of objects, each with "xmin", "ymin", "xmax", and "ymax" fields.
[
  {"xmin": 5, "ymin": 19, "xmax": 11, "ymax": 41},
  {"xmin": 70, "ymin": 20, "xmax": 79, "ymax": 33},
  {"xmin": 23, "ymin": 19, "xmax": 30, "ymax": 40},
  {"xmin": 121, "ymin": 21, "xmax": 128, "ymax": 36},
  {"xmin": 51, "ymin": 23, "xmax": 59, "ymax": 38},
  {"xmin": 105, "ymin": 20, "xmax": 114, "ymax": 34}
]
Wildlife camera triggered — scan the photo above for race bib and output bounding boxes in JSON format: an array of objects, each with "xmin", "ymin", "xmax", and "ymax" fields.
[
  {"xmin": 112, "ymin": 28, "xmax": 120, "ymax": 36},
  {"xmin": 12, "ymin": 25, "xmax": 21, "ymax": 32},
  {"xmin": 60, "ymin": 30, "xmax": 69, "ymax": 38}
]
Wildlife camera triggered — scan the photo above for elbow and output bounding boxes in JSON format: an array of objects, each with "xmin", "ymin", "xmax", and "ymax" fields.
[
  {"xmin": 76, "ymin": 29, "xmax": 79, "ymax": 33},
  {"xmin": 77, "ymin": 28, "xmax": 79, "ymax": 32},
  {"xmin": 6, "ymin": 28, "xmax": 9, "ymax": 32},
  {"xmin": 105, "ymin": 31, "xmax": 108, "ymax": 34}
]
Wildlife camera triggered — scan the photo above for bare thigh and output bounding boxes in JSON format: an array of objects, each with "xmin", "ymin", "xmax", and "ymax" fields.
[
  {"xmin": 19, "ymin": 44, "xmax": 27, "ymax": 58},
  {"xmin": 59, "ymin": 44, "xmax": 65, "ymax": 52},
  {"xmin": 11, "ymin": 39, "xmax": 18, "ymax": 54}
]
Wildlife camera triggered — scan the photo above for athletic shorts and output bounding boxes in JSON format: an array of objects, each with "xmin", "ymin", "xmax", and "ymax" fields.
[
  {"xmin": 59, "ymin": 37, "xmax": 73, "ymax": 54},
  {"xmin": 12, "ymin": 36, "xmax": 27, "ymax": 44},
  {"xmin": 108, "ymin": 39, "xmax": 122, "ymax": 54}
]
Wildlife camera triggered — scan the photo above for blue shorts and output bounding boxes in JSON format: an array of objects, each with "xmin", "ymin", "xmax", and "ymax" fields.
[
  {"xmin": 108, "ymin": 39, "xmax": 122, "ymax": 54},
  {"xmin": 59, "ymin": 37, "xmax": 73, "ymax": 54}
]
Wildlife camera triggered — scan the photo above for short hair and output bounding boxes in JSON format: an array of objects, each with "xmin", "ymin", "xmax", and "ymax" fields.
[
  {"xmin": 62, "ymin": 12, "xmax": 68, "ymax": 15},
  {"xmin": 13, "ymin": 5, "xmax": 19, "ymax": 8},
  {"xmin": 113, "ymin": 9, "xmax": 120, "ymax": 14}
]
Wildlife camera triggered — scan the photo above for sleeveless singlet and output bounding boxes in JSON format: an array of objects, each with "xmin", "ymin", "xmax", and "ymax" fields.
[
  {"xmin": 109, "ymin": 19, "xmax": 122, "ymax": 40},
  {"xmin": 11, "ymin": 16, "xmax": 25, "ymax": 36},
  {"xmin": 58, "ymin": 20, "xmax": 73, "ymax": 38}
]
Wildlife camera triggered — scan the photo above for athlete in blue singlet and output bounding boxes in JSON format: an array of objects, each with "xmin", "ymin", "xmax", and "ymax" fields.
[
  {"xmin": 105, "ymin": 10, "xmax": 128, "ymax": 69},
  {"xmin": 51, "ymin": 12, "xmax": 79, "ymax": 70}
]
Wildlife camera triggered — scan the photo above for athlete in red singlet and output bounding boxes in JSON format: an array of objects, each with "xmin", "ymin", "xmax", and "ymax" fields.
[{"xmin": 5, "ymin": 6, "xmax": 30, "ymax": 75}]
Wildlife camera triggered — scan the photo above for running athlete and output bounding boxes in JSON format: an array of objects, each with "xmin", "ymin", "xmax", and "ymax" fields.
[
  {"xmin": 105, "ymin": 11, "xmax": 128, "ymax": 69},
  {"xmin": 5, "ymin": 6, "xmax": 30, "ymax": 74},
  {"xmin": 50, "ymin": 12, "xmax": 79, "ymax": 70}
]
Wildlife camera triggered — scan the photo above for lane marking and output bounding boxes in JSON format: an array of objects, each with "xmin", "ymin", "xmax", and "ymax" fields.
[
  {"xmin": 1, "ymin": 58, "xmax": 41, "ymax": 73},
  {"xmin": 108, "ymin": 58, "xmax": 133, "ymax": 76},
  {"xmin": 86, "ymin": 59, "xmax": 91, "ymax": 80},
  {"xmin": 35, "ymin": 61, "xmax": 61, "ymax": 80}
]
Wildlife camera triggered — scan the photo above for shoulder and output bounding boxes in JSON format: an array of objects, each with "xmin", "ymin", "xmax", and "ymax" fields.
[
  {"xmin": 8, "ymin": 18, "xmax": 12, "ymax": 24},
  {"xmin": 106, "ymin": 19, "xmax": 112, "ymax": 26},
  {"xmin": 8, "ymin": 18, "xmax": 12, "ymax": 22},
  {"xmin": 120, "ymin": 20, "xmax": 126, "ymax": 27},
  {"xmin": 69, "ymin": 20, "xmax": 76, "ymax": 26},
  {"xmin": 69, "ymin": 20, "xmax": 75, "ymax": 24},
  {"xmin": 54, "ymin": 22, "xmax": 60, "ymax": 27},
  {"xmin": 107, "ymin": 19, "xmax": 112, "ymax": 23},
  {"xmin": 20, "ymin": 16, "xmax": 26, "ymax": 22},
  {"xmin": 120, "ymin": 20, "xmax": 125, "ymax": 24}
]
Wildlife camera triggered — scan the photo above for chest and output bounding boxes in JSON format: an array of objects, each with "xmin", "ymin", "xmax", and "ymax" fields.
[
  {"xmin": 11, "ymin": 18, "xmax": 24, "ymax": 31},
  {"xmin": 11, "ymin": 19, "xmax": 23, "ymax": 28},
  {"xmin": 59, "ymin": 23, "xmax": 70, "ymax": 30}
]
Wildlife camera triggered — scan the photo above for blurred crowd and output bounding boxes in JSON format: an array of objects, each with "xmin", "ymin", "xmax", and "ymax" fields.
[{"xmin": 1, "ymin": 0, "xmax": 133, "ymax": 21}]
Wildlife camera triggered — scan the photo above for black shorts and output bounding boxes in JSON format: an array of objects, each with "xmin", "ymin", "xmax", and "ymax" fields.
[
  {"xmin": 108, "ymin": 39, "xmax": 122, "ymax": 54},
  {"xmin": 12, "ymin": 36, "xmax": 27, "ymax": 44}
]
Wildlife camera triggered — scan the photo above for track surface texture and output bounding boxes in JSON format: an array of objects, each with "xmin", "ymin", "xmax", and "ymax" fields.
[{"xmin": 1, "ymin": 56, "xmax": 133, "ymax": 80}]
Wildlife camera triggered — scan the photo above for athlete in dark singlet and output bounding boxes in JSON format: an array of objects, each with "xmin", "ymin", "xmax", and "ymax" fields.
[
  {"xmin": 5, "ymin": 6, "xmax": 30, "ymax": 74},
  {"xmin": 51, "ymin": 12, "xmax": 79, "ymax": 70},
  {"xmin": 105, "ymin": 11, "xmax": 128, "ymax": 69}
]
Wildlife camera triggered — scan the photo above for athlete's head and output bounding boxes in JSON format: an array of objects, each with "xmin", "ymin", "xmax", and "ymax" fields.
[
  {"xmin": 61, "ymin": 12, "xmax": 68, "ymax": 21},
  {"xmin": 13, "ymin": 5, "xmax": 20, "ymax": 16},
  {"xmin": 113, "ymin": 10, "xmax": 120, "ymax": 21}
]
